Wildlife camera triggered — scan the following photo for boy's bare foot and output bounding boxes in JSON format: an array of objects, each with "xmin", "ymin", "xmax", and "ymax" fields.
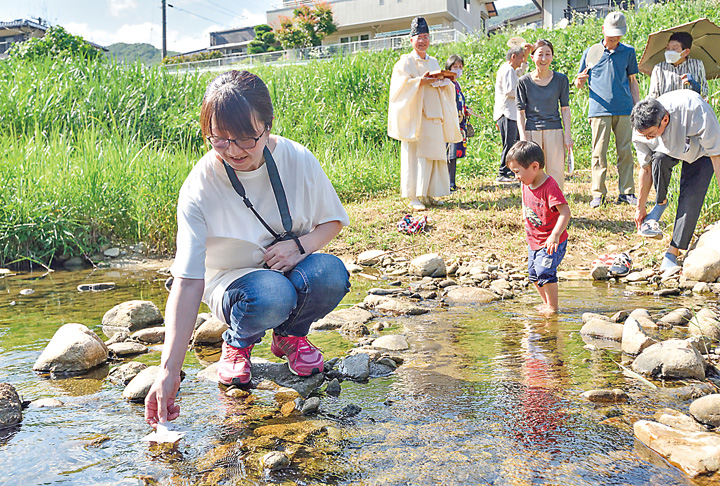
[{"xmin": 536, "ymin": 304, "xmax": 557, "ymax": 316}]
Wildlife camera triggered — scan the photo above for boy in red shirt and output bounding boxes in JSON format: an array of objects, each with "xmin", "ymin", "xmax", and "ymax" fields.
[{"xmin": 506, "ymin": 141, "xmax": 571, "ymax": 315}]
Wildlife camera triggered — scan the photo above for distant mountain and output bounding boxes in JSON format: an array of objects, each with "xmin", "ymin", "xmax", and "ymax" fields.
[
  {"xmin": 489, "ymin": 2, "xmax": 539, "ymax": 27},
  {"xmin": 105, "ymin": 43, "xmax": 180, "ymax": 65}
]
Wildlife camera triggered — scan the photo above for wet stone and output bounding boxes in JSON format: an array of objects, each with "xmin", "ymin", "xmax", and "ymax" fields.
[
  {"xmin": 579, "ymin": 389, "xmax": 628, "ymax": 403},
  {"xmin": 325, "ymin": 378, "xmax": 341, "ymax": 397},
  {"xmin": 340, "ymin": 404, "xmax": 361, "ymax": 417},
  {"xmin": 262, "ymin": 451, "xmax": 290, "ymax": 471},
  {"xmin": 29, "ymin": 397, "xmax": 64, "ymax": 408},
  {"xmin": 108, "ymin": 361, "xmax": 148, "ymax": 386},
  {"xmin": 77, "ymin": 282, "xmax": 116, "ymax": 292},
  {"xmin": 108, "ymin": 342, "xmax": 148, "ymax": 357},
  {"xmin": 301, "ymin": 397, "xmax": 320, "ymax": 415}
]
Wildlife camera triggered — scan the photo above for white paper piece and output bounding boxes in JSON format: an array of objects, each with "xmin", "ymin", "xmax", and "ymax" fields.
[
  {"xmin": 567, "ymin": 147, "xmax": 575, "ymax": 176},
  {"xmin": 141, "ymin": 421, "xmax": 187, "ymax": 443}
]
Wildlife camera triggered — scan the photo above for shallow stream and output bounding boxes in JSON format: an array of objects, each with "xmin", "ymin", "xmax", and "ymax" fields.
[{"xmin": 0, "ymin": 264, "xmax": 716, "ymax": 485}]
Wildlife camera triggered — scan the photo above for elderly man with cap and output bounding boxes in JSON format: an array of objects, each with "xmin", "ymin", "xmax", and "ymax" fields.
[
  {"xmin": 388, "ymin": 16, "xmax": 462, "ymax": 211},
  {"xmin": 575, "ymin": 11, "xmax": 640, "ymax": 208},
  {"xmin": 631, "ymin": 90, "xmax": 720, "ymax": 270}
]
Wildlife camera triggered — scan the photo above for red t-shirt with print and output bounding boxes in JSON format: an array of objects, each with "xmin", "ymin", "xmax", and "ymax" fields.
[{"xmin": 521, "ymin": 175, "xmax": 568, "ymax": 251}]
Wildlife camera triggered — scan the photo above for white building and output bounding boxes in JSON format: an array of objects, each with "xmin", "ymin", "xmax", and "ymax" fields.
[{"xmin": 267, "ymin": 0, "xmax": 498, "ymax": 45}]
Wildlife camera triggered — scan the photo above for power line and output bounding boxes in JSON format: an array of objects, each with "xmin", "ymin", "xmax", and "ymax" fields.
[
  {"xmin": 202, "ymin": 0, "xmax": 237, "ymax": 17},
  {"xmin": 167, "ymin": 3, "xmax": 232, "ymax": 27}
]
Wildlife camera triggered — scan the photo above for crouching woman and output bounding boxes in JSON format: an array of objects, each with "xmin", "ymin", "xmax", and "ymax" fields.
[{"xmin": 145, "ymin": 70, "xmax": 350, "ymax": 428}]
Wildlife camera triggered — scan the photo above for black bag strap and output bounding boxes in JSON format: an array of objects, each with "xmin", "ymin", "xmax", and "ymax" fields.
[{"xmin": 221, "ymin": 146, "xmax": 305, "ymax": 254}]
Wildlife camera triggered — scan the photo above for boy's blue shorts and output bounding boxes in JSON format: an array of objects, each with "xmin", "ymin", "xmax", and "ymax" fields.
[{"xmin": 528, "ymin": 240, "xmax": 567, "ymax": 287}]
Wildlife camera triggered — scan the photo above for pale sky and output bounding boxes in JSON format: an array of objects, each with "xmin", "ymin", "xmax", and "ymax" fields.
[{"xmin": 0, "ymin": 0, "xmax": 531, "ymax": 53}]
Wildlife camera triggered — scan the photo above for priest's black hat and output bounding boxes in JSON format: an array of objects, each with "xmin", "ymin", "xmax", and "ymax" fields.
[{"xmin": 410, "ymin": 17, "xmax": 429, "ymax": 37}]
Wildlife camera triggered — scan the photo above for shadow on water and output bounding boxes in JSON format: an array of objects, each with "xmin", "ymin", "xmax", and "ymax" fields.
[{"xmin": 0, "ymin": 265, "xmax": 712, "ymax": 484}]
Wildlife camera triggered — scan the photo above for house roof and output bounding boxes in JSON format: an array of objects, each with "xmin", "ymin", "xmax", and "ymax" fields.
[
  {"xmin": 0, "ymin": 19, "xmax": 107, "ymax": 51},
  {"xmin": 485, "ymin": 2, "xmax": 498, "ymax": 18}
]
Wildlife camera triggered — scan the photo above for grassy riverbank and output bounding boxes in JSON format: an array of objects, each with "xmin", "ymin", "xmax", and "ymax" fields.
[{"xmin": 1, "ymin": 0, "xmax": 720, "ymax": 266}]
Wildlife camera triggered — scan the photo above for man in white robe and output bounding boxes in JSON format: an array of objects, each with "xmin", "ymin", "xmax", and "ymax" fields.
[{"xmin": 387, "ymin": 16, "xmax": 462, "ymax": 210}]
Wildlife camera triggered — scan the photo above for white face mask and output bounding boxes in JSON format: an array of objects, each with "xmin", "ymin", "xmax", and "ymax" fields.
[
  {"xmin": 664, "ymin": 50, "xmax": 682, "ymax": 64},
  {"xmin": 451, "ymin": 67, "xmax": 462, "ymax": 78}
]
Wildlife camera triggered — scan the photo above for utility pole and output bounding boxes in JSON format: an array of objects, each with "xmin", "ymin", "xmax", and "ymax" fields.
[{"xmin": 161, "ymin": 0, "xmax": 167, "ymax": 59}]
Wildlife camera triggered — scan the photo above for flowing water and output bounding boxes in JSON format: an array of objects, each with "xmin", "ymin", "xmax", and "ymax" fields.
[{"xmin": 0, "ymin": 264, "xmax": 715, "ymax": 485}]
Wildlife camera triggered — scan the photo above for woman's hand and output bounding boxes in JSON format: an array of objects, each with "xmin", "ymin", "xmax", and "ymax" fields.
[
  {"xmin": 564, "ymin": 133, "xmax": 574, "ymax": 150},
  {"xmin": 145, "ymin": 368, "xmax": 181, "ymax": 428},
  {"xmin": 263, "ymin": 239, "xmax": 307, "ymax": 272}
]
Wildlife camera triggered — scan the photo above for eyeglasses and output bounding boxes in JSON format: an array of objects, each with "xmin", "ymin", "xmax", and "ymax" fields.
[{"xmin": 206, "ymin": 126, "xmax": 267, "ymax": 150}]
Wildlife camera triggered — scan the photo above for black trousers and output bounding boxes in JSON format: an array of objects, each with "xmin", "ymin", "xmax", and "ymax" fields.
[
  {"xmin": 670, "ymin": 156, "xmax": 714, "ymax": 250},
  {"xmin": 652, "ymin": 151, "xmax": 679, "ymax": 205},
  {"xmin": 497, "ymin": 115, "xmax": 518, "ymax": 178}
]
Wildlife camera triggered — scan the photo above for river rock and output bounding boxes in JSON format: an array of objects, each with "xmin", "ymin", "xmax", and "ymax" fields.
[
  {"xmin": 301, "ymin": 396, "xmax": 320, "ymax": 415},
  {"xmin": 580, "ymin": 318, "xmax": 624, "ymax": 341},
  {"xmin": 659, "ymin": 308, "xmax": 693, "ymax": 327},
  {"xmin": 105, "ymin": 330, "xmax": 129, "ymax": 346},
  {"xmin": 687, "ymin": 308, "xmax": 720, "ymax": 342},
  {"xmin": 131, "ymin": 327, "xmax": 165, "ymax": 344},
  {"xmin": 29, "ymin": 398, "xmax": 63, "ymax": 408},
  {"xmin": 579, "ymin": 389, "xmax": 628, "ymax": 403},
  {"xmin": 631, "ymin": 339, "xmax": 705, "ymax": 380},
  {"xmin": 371, "ymin": 334, "xmax": 409, "ymax": 351},
  {"xmin": 325, "ymin": 378, "xmax": 341, "ymax": 396},
  {"xmin": 634, "ymin": 420, "xmax": 720, "ymax": 479},
  {"xmin": 581, "ymin": 312, "xmax": 613, "ymax": 324},
  {"xmin": 357, "ymin": 250, "xmax": 386, "ymax": 266},
  {"xmin": 344, "ymin": 261, "xmax": 363, "ymax": 273},
  {"xmin": 122, "ymin": 366, "xmax": 160, "ymax": 402},
  {"xmin": 262, "ymin": 451, "xmax": 290, "ymax": 471},
  {"xmin": 490, "ymin": 279, "xmax": 512, "ymax": 295},
  {"xmin": 654, "ymin": 408, "xmax": 707, "ymax": 432},
  {"xmin": 77, "ymin": 282, "xmax": 116, "ymax": 292},
  {"xmin": 338, "ymin": 353, "xmax": 370, "ymax": 381},
  {"xmin": 108, "ymin": 361, "xmax": 148, "ymax": 385},
  {"xmin": 591, "ymin": 264, "xmax": 609, "ymax": 280},
  {"xmin": 339, "ymin": 321, "xmax": 369, "ymax": 339},
  {"xmin": 104, "ymin": 247, "xmax": 121, "ymax": 258},
  {"xmin": 195, "ymin": 312, "xmax": 211, "ymax": 329},
  {"xmin": 33, "ymin": 323, "xmax": 109, "ymax": 373},
  {"xmin": 64, "ymin": 256, "xmax": 84, "ymax": 269},
  {"xmin": 341, "ymin": 403, "xmax": 362, "ymax": 417},
  {"xmin": 683, "ymin": 247, "xmax": 720, "ymax": 282},
  {"xmin": 689, "ymin": 394, "xmax": 720, "ymax": 428},
  {"xmin": 622, "ymin": 316, "xmax": 657, "ymax": 356},
  {"xmin": 612, "ymin": 310, "xmax": 630, "ymax": 322},
  {"xmin": 192, "ymin": 316, "xmax": 228, "ymax": 345},
  {"xmin": 628, "ymin": 309, "xmax": 657, "ymax": 330},
  {"xmin": 108, "ymin": 342, "xmax": 148, "ymax": 357},
  {"xmin": 408, "ymin": 253, "xmax": 446, "ymax": 278},
  {"xmin": 363, "ymin": 295, "xmax": 427, "ymax": 315},
  {"xmin": 693, "ymin": 282, "xmax": 712, "ymax": 293},
  {"xmin": 102, "ymin": 300, "xmax": 163, "ymax": 339},
  {"xmin": 445, "ymin": 286, "xmax": 500, "ymax": 304},
  {"xmin": 369, "ymin": 361, "xmax": 396, "ymax": 378},
  {"xmin": 0, "ymin": 383, "xmax": 22, "ymax": 428},
  {"xmin": 311, "ymin": 307, "xmax": 373, "ymax": 331}
]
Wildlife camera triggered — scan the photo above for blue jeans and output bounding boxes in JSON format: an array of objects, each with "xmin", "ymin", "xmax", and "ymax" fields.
[
  {"xmin": 527, "ymin": 240, "xmax": 567, "ymax": 287},
  {"xmin": 221, "ymin": 253, "xmax": 350, "ymax": 349}
]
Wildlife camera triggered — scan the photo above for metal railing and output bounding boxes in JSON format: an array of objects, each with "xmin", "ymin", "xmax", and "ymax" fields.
[{"xmin": 164, "ymin": 28, "xmax": 467, "ymax": 75}]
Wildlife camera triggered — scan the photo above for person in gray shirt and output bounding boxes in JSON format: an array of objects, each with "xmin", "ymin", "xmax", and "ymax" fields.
[
  {"xmin": 517, "ymin": 39, "xmax": 573, "ymax": 190},
  {"xmin": 632, "ymin": 90, "xmax": 720, "ymax": 270}
]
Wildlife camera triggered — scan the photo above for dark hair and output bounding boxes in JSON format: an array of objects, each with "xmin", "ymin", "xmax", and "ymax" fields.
[
  {"xmin": 199, "ymin": 70, "xmax": 273, "ymax": 140},
  {"xmin": 506, "ymin": 46, "xmax": 524, "ymax": 61},
  {"xmin": 445, "ymin": 54, "xmax": 464, "ymax": 70},
  {"xmin": 669, "ymin": 31, "xmax": 693, "ymax": 51},
  {"xmin": 532, "ymin": 39, "xmax": 554, "ymax": 55},
  {"xmin": 631, "ymin": 98, "xmax": 668, "ymax": 132},
  {"xmin": 507, "ymin": 141, "xmax": 545, "ymax": 169}
]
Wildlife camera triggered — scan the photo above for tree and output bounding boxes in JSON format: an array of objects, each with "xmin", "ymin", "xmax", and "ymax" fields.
[
  {"xmin": 274, "ymin": 1, "xmax": 338, "ymax": 49},
  {"xmin": 247, "ymin": 24, "xmax": 280, "ymax": 54},
  {"xmin": 8, "ymin": 25, "xmax": 101, "ymax": 61}
]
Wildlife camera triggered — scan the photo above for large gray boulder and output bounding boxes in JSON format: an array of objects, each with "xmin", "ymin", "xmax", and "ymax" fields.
[
  {"xmin": 689, "ymin": 394, "xmax": 720, "ymax": 428},
  {"xmin": 102, "ymin": 300, "xmax": 163, "ymax": 339},
  {"xmin": 445, "ymin": 286, "xmax": 501, "ymax": 304},
  {"xmin": 580, "ymin": 318, "xmax": 624, "ymax": 341},
  {"xmin": 338, "ymin": 353, "xmax": 371, "ymax": 381},
  {"xmin": 408, "ymin": 253, "xmax": 446, "ymax": 278},
  {"xmin": 621, "ymin": 316, "xmax": 657, "ymax": 356},
  {"xmin": 687, "ymin": 308, "xmax": 720, "ymax": 342},
  {"xmin": 683, "ymin": 247, "xmax": 720, "ymax": 282},
  {"xmin": 0, "ymin": 383, "xmax": 22, "ymax": 428},
  {"xmin": 371, "ymin": 334, "xmax": 409, "ymax": 351},
  {"xmin": 634, "ymin": 420, "xmax": 720, "ymax": 479},
  {"xmin": 631, "ymin": 339, "xmax": 705, "ymax": 380},
  {"xmin": 654, "ymin": 408, "xmax": 707, "ymax": 432},
  {"xmin": 33, "ymin": 323, "xmax": 109, "ymax": 373}
]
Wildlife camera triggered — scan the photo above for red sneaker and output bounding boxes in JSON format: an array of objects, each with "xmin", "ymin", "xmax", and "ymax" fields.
[
  {"xmin": 271, "ymin": 334, "xmax": 324, "ymax": 376},
  {"xmin": 217, "ymin": 341, "xmax": 253, "ymax": 386}
]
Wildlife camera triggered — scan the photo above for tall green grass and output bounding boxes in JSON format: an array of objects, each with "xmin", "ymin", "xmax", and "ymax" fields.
[{"xmin": 1, "ymin": 0, "xmax": 720, "ymax": 266}]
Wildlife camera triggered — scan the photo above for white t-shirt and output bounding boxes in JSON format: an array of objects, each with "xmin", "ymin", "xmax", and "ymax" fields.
[
  {"xmin": 493, "ymin": 61, "xmax": 527, "ymax": 122},
  {"xmin": 633, "ymin": 90, "xmax": 720, "ymax": 167},
  {"xmin": 170, "ymin": 136, "xmax": 350, "ymax": 322}
]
